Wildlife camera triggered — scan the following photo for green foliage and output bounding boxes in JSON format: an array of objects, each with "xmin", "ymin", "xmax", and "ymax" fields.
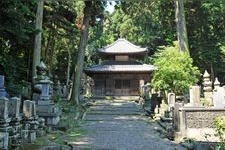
[
  {"xmin": 0, "ymin": 0, "xmax": 36, "ymax": 95},
  {"xmin": 151, "ymin": 42, "xmax": 200, "ymax": 94},
  {"xmin": 185, "ymin": 1, "xmax": 225, "ymax": 81},
  {"xmin": 213, "ymin": 116, "xmax": 225, "ymax": 149},
  {"xmin": 1, "ymin": 1, "xmax": 225, "ymax": 97},
  {"xmin": 214, "ymin": 117, "xmax": 225, "ymax": 141}
]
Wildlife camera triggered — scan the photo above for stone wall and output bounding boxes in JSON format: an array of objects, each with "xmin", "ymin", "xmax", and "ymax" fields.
[
  {"xmin": 185, "ymin": 109, "xmax": 225, "ymax": 128},
  {"xmin": 175, "ymin": 106, "xmax": 225, "ymax": 140}
]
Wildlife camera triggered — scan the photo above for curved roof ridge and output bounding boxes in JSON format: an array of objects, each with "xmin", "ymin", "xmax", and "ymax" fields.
[
  {"xmin": 98, "ymin": 38, "xmax": 147, "ymax": 54},
  {"xmin": 84, "ymin": 64, "xmax": 156, "ymax": 73}
]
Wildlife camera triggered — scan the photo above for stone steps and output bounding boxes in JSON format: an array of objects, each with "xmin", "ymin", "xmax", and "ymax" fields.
[
  {"xmin": 84, "ymin": 114, "xmax": 143, "ymax": 121},
  {"xmin": 86, "ymin": 112, "xmax": 142, "ymax": 115}
]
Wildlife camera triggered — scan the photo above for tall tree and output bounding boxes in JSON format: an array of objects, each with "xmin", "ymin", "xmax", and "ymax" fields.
[
  {"xmin": 70, "ymin": 1, "xmax": 92, "ymax": 106},
  {"xmin": 32, "ymin": 0, "xmax": 44, "ymax": 79},
  {"xmin": 175, "ymin": 0, "xmax": 189, "ymax": 53}
]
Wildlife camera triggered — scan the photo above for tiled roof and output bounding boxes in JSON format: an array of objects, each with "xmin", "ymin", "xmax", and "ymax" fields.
[
  {"xmin": 84, "ymin": 64, "xmax": 155, "ymax": 73},
  {"xmin": 102, "ymin": 61, "xmax": 142, "ymax": 65},
  {"xmin": 98, "ymin": 39, "xmax": 147, "ymax": 54}
]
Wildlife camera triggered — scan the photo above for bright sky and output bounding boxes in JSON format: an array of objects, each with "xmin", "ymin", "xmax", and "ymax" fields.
[{"xmin": 106, "ymin": 1, "xmax": 116, "ymax": 14}]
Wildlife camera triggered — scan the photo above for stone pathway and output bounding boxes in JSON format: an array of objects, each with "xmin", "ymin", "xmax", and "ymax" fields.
[{"xmin": 71, "ymin": 98, "xmax": 184, "ymax": 150}]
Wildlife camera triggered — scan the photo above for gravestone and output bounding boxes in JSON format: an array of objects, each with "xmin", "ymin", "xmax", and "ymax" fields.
[
  {"xmin": 22, "ymin": 100, "xmax": 38, "ymax": 143},
  {"xmin": 8, "ymin": 97, "xmax": 21, "ymax": 147},
  {"xmin": 0, "ymin": 98, "xmax": 9, "ymax": 120},
  {"xmin": 212, "ymin": 87, "xmax": 225, "ymax": 108},
  {"xmin": 189, "ymin": 86, "xmax": 200, "ymax": 106},
  {"xmin": 8, "ymin": 97, "xmax": 20, "ymax": 120},
  {"xmin": 168, "ymin": 93, "xmax": 175, "ymax": 108},
  {"xmin": 0, "ymin": 97, "xmax": 11, "ymax": 140},
  {"xmin": 0, "ymin": 75, "xmax": 7, "ymax": 98},
  {"xmin": 159, "ymin": 99, "xmax": 168, "ymax": 117},
  {"xmin": 53, "ymin": 75, "xmax": 62, "ymax": 100},
  {"xmin": 23, "ymin": 100, "xmax": 33, "ymax": 119}
]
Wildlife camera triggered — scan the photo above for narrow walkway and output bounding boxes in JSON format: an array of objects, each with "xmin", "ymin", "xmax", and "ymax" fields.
[{"xmin": 72, "ymin": 98, "xmax": 184, "ymax": 150}]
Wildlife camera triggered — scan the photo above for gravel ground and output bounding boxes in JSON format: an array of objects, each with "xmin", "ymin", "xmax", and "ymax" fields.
[{"xmin": 71, "ymin": 99, "xmax": 185, "ymax": 150}]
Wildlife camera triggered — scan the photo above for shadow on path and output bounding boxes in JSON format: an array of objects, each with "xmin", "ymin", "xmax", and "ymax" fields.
[{"xmin": 70, "ymin": 98, "xmax": 185, "ymax": 150}]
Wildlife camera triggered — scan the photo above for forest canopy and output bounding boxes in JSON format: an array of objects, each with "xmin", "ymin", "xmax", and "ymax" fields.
[{"xmin": 1, "ymin": 1, "xmax": 225, "ymax": 95}]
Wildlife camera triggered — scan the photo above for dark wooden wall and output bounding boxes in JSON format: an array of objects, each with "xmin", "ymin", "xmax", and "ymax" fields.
[{"xmin": 90, "ymin": 73, "xmax": 151, "ymax": 96}]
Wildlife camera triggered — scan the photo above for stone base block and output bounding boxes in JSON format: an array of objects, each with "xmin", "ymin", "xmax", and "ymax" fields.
[
  {"xmin": 37, "ymin": 100, "xmax": 51, "ymax": 106},
  {"xmin": 36, "ymin": 129, "xmax": 45, "ymax": 137},
  {"xmin": 21, "ymin": 130, "xmax": 28, "ymax": 141},
  {"xmin": 0, "ymin": 132, "xmax": 8, "ymax": 150},
  {"xmin": 46, "ymin": 116, "xmax": 60, "ymax": 126},
  {"xmin": 28, "ymin": 131, "xmax": 36, "ymax": 143},
  {"xmin": 0, "ymin": 125, "xmax": 11, "ymax": 133},
  {"xmin": 9, "ymin": 133, "xmax": 21, "ymax": 147},
  {"xmin": 186, "ymin": 128, "xmax": 219, "ymax": 142}
]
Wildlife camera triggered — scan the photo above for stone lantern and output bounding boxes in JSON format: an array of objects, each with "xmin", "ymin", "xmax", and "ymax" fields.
[
  {"xmin": 203, "ymin": 70, "xmax": 213, "ymax": 106},
  {"xmin": 32, "ymin": 61, "xmax": 60, "ymax": 126}
]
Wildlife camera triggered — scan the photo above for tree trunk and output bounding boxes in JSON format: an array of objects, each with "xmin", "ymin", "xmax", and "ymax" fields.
[
  {"xmin": 66, "ymin": 40, "xmax": 72, "ymax": 86},
  {"xmin": 175, "ymin": 0, "xmax": 189, "ymax": 53},
  {"xmin": 70, "ymin": 1, "xmax": 92, "ymax": 106},
  {"xmin": 32, "ymin": 0, "xmax": 44, "ymax": 81}
]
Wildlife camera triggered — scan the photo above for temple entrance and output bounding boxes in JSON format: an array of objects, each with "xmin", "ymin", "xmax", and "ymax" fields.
[
  {"xmin": 93, "ymin": 80, "xmax": 105, "ymax": 96},
  {"xmin": 114, "ymin": 79, "xmax": 130, "ymax": 95}
]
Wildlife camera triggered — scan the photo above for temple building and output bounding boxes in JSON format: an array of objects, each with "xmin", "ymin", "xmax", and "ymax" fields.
[{"xmin": 84, "ymin": 39, "xmax": 155, "ymax": 96}]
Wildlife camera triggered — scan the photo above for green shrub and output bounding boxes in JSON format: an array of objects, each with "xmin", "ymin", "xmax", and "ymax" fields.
[
  {"xmin": 214, "ymin": 117, "xmax": 225, "ymax": 141},
  {"xmin": 151, "ymin": 41, "xmax": 200, "ymax": 95},
  {"xmin": 213, "ymin": 116, "xmax": 225, "ymax": 149}
]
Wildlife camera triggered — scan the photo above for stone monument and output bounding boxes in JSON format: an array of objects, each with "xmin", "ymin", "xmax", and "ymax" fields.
[
  {"xmin": 212, "ymin": 79, "xmax": 225, "ymax": 108},
  {"xmin": 203, "ymin": 70, "xmax": 213, "ymax": 106},
  {"xmin": 8, "ymin": 97, "xmax": 21, "ymax": 147},
  {"xmin": 53, "ymin": 75, "xmax": 62, "ymax": 101},
  {"xmin": 33, "ymin": 61, "xmax": 61, "ymax": 126},
  {"xmin": 0, "ymin": 97, "xmax": 10, "ymax": 149},
  {"xmin": 189, "ymin": 86, "xmax": 201, "ymax": 106},
  {"xmin": 22, "ymin": 100, "xmax": 39, "ymax": 143},
  {"xmin": 212, "ymin": 87, "xmax": 225, "ymax": 108},
  {"xmin": 168, "ymin": 93, "xmax": 175, "ymax": 109},
  {"xmin": 0, "ymin": 97, "xmax": 11, "ymax": 132}
]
